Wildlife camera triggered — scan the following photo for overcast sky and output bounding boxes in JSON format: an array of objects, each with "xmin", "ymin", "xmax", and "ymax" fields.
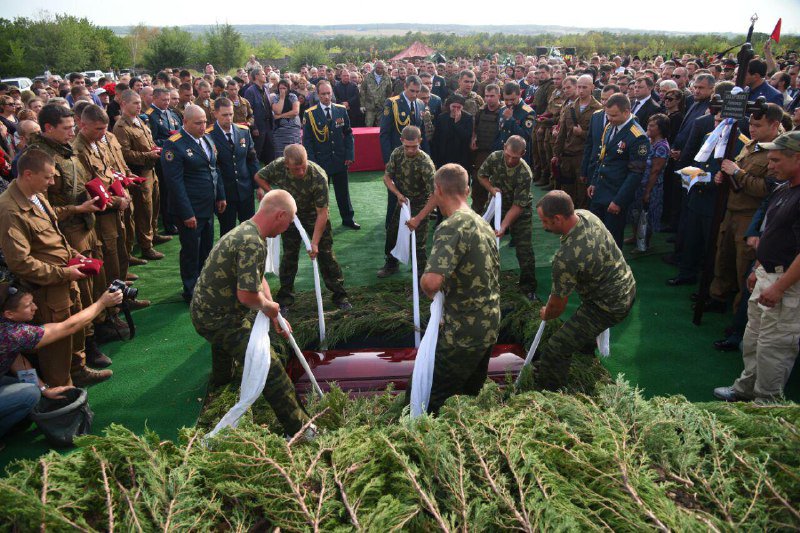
[{"xmin": 0, "ymin": 0, "xmax": 798, "ymax": 35}]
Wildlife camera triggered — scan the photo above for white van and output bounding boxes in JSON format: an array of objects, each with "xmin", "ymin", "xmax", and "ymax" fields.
[{"xmin": 2, "ymin": 77, "xmax": 33, "ymax": 90}]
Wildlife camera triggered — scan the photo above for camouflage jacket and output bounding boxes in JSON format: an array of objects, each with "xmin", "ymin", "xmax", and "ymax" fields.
[
  {"xmin": 385, "ymin": 146, "xmax": 435, "ymax": 201},
  {"xmin": 425, "ymin": 207, "xmax": 501, "ymax": 349},
  {"xmin": 478, "ymin": 150, "xmax": 533, "ymax": 211},
  {"xmin": 360, "ymin": 72, "xmax": 393, "ymax": 110},
  {"xmin": 551, "ymin": 209, "xmax": 636, "ymax": 313},
  {"xmin": 256, "ymin": 158, "xmax": 328, "ymax": 223}
]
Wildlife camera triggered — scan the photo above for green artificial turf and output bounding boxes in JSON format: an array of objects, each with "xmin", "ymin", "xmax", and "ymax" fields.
[{"xmin": 2, "ymin": 170, "xmax": 797, "ymax": 470}]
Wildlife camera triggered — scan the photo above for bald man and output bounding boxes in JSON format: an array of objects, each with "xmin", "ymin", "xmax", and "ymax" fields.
[{"xmin": 161, "ymin": 105, "xmax": 226, "ymax": 302}]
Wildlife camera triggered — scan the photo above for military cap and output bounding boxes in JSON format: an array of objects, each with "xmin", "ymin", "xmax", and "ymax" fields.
[{"xmin": 758, "ymin": 131, "xmax": 800, "ymax": 152}]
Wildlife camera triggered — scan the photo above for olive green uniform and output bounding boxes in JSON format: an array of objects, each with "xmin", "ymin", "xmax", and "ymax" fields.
[
  {"xmin": 190, "ymin": 220, "xmax": 309, "ymax": 434},
  {"xmin": 542, "ymin": 88, "xmax": 567, "ymax": 189},
  {"xmin": 478, "ymin": 150, "xmax": 538, "ymax": 294},
  {"xmin": 537, "ymin": 210, "xmax": 636, "ymax": 391},
  {"xmin": 256, "ymin": 158, "xmax": 348, "ymax": 307},
  {"xmin": 418, "ymin": 208, "xmax": 501, "ymax": 414},
  {"xmin": 383, "ymin": 146, "xmax": 436, "ymax": 272},
  {"xmin": 360, "ymin": 72, "xmax": 393, "ymax": 127}
]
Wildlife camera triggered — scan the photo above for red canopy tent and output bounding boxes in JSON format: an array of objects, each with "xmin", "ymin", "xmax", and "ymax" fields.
[{"xmin": 390, "ymin": 41, "xmax": 436, "ymax": 61}]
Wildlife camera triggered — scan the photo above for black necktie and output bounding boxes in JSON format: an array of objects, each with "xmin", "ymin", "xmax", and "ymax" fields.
[
  {"xmin": 226, "ymin": 132, "xmax": 233, "ymax": 147},
  {"xmin": 631, "ymin": 100, "xmax": 639, "ymax": 113},
  {"xmin": 409, "ymin": 100, "xmax": 415, "ymax": 124},
  {"xmin": 325, "ymin": 107, "xmax": 331, "ymax": 122}
]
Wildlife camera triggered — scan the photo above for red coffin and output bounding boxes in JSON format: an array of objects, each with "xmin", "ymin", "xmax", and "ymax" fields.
[{"xmin": 287, "ymin": 344, "xmax": 525, "ymax": 397}]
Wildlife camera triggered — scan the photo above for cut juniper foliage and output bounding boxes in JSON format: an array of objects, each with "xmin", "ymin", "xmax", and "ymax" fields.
[{"xmin": 2, "ymin": 378, "xmax": 798, "ymax": 531}]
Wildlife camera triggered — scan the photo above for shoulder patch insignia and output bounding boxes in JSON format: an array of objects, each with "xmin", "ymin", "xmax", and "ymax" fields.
[
  {"xmin": 637, "ymin": 144, "xmax": 649, "ymax": 156},
  {"xmin": 169, "ymin": 133, "xmax": 182, "ymax": 142},
  {"xmin": 384, "ymin": 107, "xmax": 390, "ymax": 116},
  {"xmin": 164, "ymin": 150, "xmax": 174, "ymax": 161}
]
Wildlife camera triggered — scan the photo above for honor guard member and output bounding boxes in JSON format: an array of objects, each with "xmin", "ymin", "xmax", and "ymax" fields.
[
  {"xmin": 12, "ymin": 117, "xmax": 112, "ymax": 387},
  {"xmin": 207, "ymin": 97, "xmax": 259, "ymax": 236},
  {"xmin": 148, "ymin": 87, "xmax": 184, "ymax": 241},
  {"xmin": 536, "ymin": 191, "xmax": 636, "ymax": 391},
  {"xmin": 540, "ymin": 71, "xmax": 568, "ymax": 190},
  {"xmin": 498, "ymin": 82, "xmax": 536, "ymax": 166},
  {"xmin": 477, "ymin": 136, "xmax": 539, "ymax": 300},
  {"xmin": 714, "ymin": 131, "xmax": 800, "ymax": 403},
  {"xmin": 377, "ymin": 125, "xmax": 437, "ymax": 278},
  {"xmin": 190, "ymin": 190, "xmax": 312, "ymax": 436},
  {"xmin": 380, "ymin": 75, "xmax": 428, "ymax": 229},
  {"xmin": 302, "ymin": 80, "xmax": 360, "ymax": 230},
  {"xmin": 553, "ymin": 75, "xmax": 603, "ymax": 208},
  {"xmin": 161, "ymin": 105, "xmax": 227, "ymax": 303},
  {"xmin": 361, "ymin": 60, "xmax": 393, "ymax": 127},
  {"xmin": 587, "ymin": 94, "xmax": 650, "ymax": 247},
  {"xmin": 113, "ymin": 89, "xmax": 167, "ymax": 266},
  {"xmin": 413, "ymin": 163, "xmax": 501, "ymax": 414},
  {"xmin": 255, "ymin": 144, "xmax": 351, "ymax": 313},
  {"xmin": 226, "ymin": 80, "xmax": 254, "ymax": 127},
  {"xmin": 193, "ymin": 81, "xmax": 216, "ymax": 124},
  {"xmin": 175, "ymin": 82, "xmax": 194, "ymax": 119}
]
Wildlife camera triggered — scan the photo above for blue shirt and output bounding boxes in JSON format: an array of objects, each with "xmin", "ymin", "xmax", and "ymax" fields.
[{"xmin": 747, "ymin": 81, "xmax": 784, "ymax": 107}]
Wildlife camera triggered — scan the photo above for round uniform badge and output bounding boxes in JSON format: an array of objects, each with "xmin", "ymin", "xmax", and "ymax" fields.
[
  {"xmin": 384, "ymin": 108, "xmax": 389, "ymax": 116},
  {"xmin": 638, "ymin": 144, "xmax": 648, "ymax": 156},
  {"xmin": 164, "ymin": 150, "xmax": 174, "ymax": 161},
  {"xmin": 525, "ymin": 119, "xmax": 533, "ymax": 128}
]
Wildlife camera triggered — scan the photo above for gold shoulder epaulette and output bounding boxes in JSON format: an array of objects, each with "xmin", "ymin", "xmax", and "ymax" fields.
[
  {"xmin": 169, "ymin": 133, "xmax": 182, "ymax": 142},
  {"xmin": 521, "ymin": 104, "xmax": 533, "ymax": 113},
  {"xmin": 235, "ymin": 123, "xmax": 249, "ymax": 130},
  {"xmin": 307, "ymin": 105, "xmax": 318, "ymax": 112},
  {"xmin": 333, "ymin": 103, "xmax": 346, "ymax": 108},
  {"xmin": 144, "ymin": 108, "xmax": 153, "ymax": 115},
  {"xmin": 205, "ymin": 125, "xmax": 214, "ymax": 134},
  {"xmin": 389, "ymin": 95, "xmax": 400, "ymax": 101},
  {"xmin": 629, "ymin": 124, "xmax": 644, "ymax": 138},
  {"xmin": 739, "ymin": 133, "xmax": 750, "ymax": 143}
]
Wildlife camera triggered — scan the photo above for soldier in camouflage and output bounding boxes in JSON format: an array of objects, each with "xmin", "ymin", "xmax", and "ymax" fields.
[
  {"xmin": 477, "ymin": 136, "xmax": 538, "ymax": 299},
  {"xmin": 190, "ymin": 190, "xmax": 310, "ymax": 435},
  {"xmin": 535, "ymin": 191, "xmax": 636, "ymax": 391},
  {"xmin": 360, "ymin": 61, "xmax": 393, "ymax": 127},
  {"xmin": 378, "ymin": 126, "xmax": 436, "ymax": 278},
  {"xmin": 413, "ymin": 163, "xmax": 501, "ymax": 414},
  {"xmin": 254, "ymin": 144, "xmax": 351, "ymax": 312}
]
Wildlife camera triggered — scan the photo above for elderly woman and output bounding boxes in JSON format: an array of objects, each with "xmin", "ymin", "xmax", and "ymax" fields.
[{"xmin": 270, "ymin": 79, "xmax": 301, "ymax": 158}]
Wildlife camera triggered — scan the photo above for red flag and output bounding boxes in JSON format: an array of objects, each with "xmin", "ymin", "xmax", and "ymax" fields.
[{"xmin": 771, "ymin": 18, "xmax": 782, "ymax": 43}]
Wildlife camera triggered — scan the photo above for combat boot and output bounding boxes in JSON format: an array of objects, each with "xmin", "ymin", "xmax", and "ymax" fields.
[
  {"xmin": 85, "ymin": 336, "xmax": 112, "ymax": 368},
  {"xmin": 71, "ymin": 366, "xmax": 113, "ymax": 387},
  {"xmin": 377, "ymin": 262, "xmax": 399, "ymax": 278}
]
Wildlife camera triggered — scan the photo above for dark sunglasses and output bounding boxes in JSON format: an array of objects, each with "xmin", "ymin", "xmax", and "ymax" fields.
[
  {"xmin": 664, "ymin": 96, "xmax": 676, "ymax": 102},
  {"xmin": 672, "ymin": 74, "xmax": 682, "ymax": 79}
]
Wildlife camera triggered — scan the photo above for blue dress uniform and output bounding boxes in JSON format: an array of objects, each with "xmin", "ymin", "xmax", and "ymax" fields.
[
  {"xmin": 161, "ymin": 129, "xmax": 226, "ymax": 301},
  {"xmin": 146, "ymin": 104, "xmax": 183, "ymax": 233},
  {"xmin": 497, "ymin": 100, "xmax": 536, "ymax": 165},
  {"xmin": 208, "ymin": 122, "xmax": 259, "ymax": 236},
  {"xmin": 581, "ymin": 109, "xmax": 607, "ymax": 182},
  {"xmin": 589, "ymin": 118, "xmax": 650, "ymax": 246},
  {"xmin": 379, "ymin": 94, "xmax": 429, "ymax": 228},
  {"xmin": 303, "ymin": 103, "xmax": 356, "ymax": 226}
]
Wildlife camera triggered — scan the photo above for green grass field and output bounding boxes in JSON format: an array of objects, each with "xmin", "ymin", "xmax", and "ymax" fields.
[{"xmin": 2, "ymin": 170, "xmax": 797, "ymax": 471}]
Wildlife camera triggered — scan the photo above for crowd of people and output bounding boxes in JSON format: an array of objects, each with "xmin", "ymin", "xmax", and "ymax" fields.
[{"xmin": 1, "ymin": 42, "xmax": 799, "ymax": 443}]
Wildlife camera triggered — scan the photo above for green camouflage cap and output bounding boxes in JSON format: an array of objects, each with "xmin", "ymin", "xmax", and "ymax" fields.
[{"xmin": 758, "ymin": 131, "xmax": 800, "ymax": 152}]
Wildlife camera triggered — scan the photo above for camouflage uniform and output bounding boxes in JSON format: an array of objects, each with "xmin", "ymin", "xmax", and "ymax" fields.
[
  {"xmin": 478, "ymin": 150, "xmax": 538, "ymax": 294},
  {"xmin": 536, "ymin": 210, "xmax": 636, "ymax": 391},
  {"xmin": 256, "ymin": 158, "xmax": 348, "ymax": 307},
  {"xmin": 360, "ymin": 72, "xmax": 393, "ymax": 127},
  {"xmin": 383, "ymin": 146, "xmax": 436, "ymax": 272},
  {"xmin": 416, "ymin": 208, "xmax": 501, "ymax": 414},
  {"xmin": 232, "ymin": 97, "xmax": 254, "ymax": 127},
  {"xmin": 444, "ymin": 91, "xmax": 485, "ymax": 117},
  {"xmin": 190, "ymin": 220, "xmax": 309, "ymax": 434}
]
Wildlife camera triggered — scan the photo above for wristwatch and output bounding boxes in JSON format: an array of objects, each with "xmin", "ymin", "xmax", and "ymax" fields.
[{"xmin": 40, "ymin": 384, "xmax": 47, "ymax": 392}]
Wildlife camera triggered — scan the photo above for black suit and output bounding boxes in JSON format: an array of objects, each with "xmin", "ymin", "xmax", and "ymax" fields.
[
  {"xmin": 333, "ymin": 81, "xmax": 363, "ymax": 127},
  {"xmin": 631, "ymin": 97, "xmax": 660, "ymax": 129}
]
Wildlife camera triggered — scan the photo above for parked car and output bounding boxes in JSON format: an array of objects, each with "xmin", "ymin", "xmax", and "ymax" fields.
[
  {"xmin": 288, "ymin": 343, "xmax": 525, "ymax": 397},
  {"xmin": 82, "ymin": 70, "xmax": 105, "ymax": 82},
  {"xmin": 103, "ymin": 72, "xmax": 117, "ymax": 82},
  {"xmin": 1, "ymin": 77, "xmax": 32, "ymax": 90}
]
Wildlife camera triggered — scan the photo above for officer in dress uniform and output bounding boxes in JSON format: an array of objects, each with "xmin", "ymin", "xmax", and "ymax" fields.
[
  {"xmin": 147, "ymin": 87, "xmax": 184, "ymax": 241},
  {"xmin": 207, "ymin": 97, "xmax": 259, "ymax": 237},
  {"xmin": 161, "ymin": 105, "xmax": 227, "ymax": 303},
  {"xmin": 587, "ymin": 94, "xmax": 650, "ymax": 247},
  {"xmin": 303, "ymin": 80, "xmax": 359, "ymax": 230},
  {"xmin": 380, "ymin": 75, "xmax": 429, "ymax": 229},
  {"xmin": 498, "ymin": 81, "xmax": 536, "ymax": 165}
]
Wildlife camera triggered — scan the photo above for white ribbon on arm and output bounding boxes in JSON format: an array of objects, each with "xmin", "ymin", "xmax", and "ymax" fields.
[
  {"xmin": 482, "ymin": 191, "xmax": 502, "ymax": 248},
  {"xmin": 597, "ymin": 328, "xmax": 611, "ymax": 358},
  {"xmin": 515, "ymin": 321, "xmax": 547, "ymax": 386},
  {"xmin": 292, "ymin": 216, "xmax": 326, "ymax": 345},
  {"xmin": 390, "ymin": 201, "xmax": 422, "ymax": 347},
  {"xmin": 264, "ymin": 236, "xmax": 281, "ymax": 275},
  {"xmin": 410, "ymin": 291, "xmax": 444, "ymax": 418},
  {"xmin": 695, "ymin": 118, "xmax": 734, "ymax": 163},
  {"xmin": 206, "ymin": 260, "xmax": 274, "ymax": 440}
]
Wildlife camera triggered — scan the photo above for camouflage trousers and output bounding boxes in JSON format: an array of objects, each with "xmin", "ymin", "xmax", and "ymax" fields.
[
  {"xmin": 405, "ymin": 340, "xmax": 494, "ymax": 415},
  {"xmin": 384, "ymin": 196, "xmax": 429, "ymax": 273},
  {"xmin": 364, "ymin": 107, "xmax": 383, "ymax": 128},
  {"xmin": 278, "ymin": 218, "xmax": 348, "ymax": 308},
  {"xmin": 194, "ymin": 312, "xmax": 310, "ymax": 435},
  {"xmin": 504, "ymin": 209, "xmax": 537, "ymax": 293},
  {"xmin": 536, "ymin": 295, "xmax": 634, "ymax": 392}
]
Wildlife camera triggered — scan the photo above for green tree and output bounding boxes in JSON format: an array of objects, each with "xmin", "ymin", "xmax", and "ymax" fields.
[
  {"xmin": 258, "ymin": 37, "xmax": 285, "ymax": 61},
  {"xmin": 143, "ymin": 27, "xmax": 197, "ymax": 72},
  {"xmin": 289, "ymin": 39, "xmax": 329, "ymax": 70},
  {"xmin": 125, "ymin": 23, "xmax": 159, "ymax": 69},
  {"xmin": 204, "ymin": 23, "xmax": 247, "ymax": 72}
]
